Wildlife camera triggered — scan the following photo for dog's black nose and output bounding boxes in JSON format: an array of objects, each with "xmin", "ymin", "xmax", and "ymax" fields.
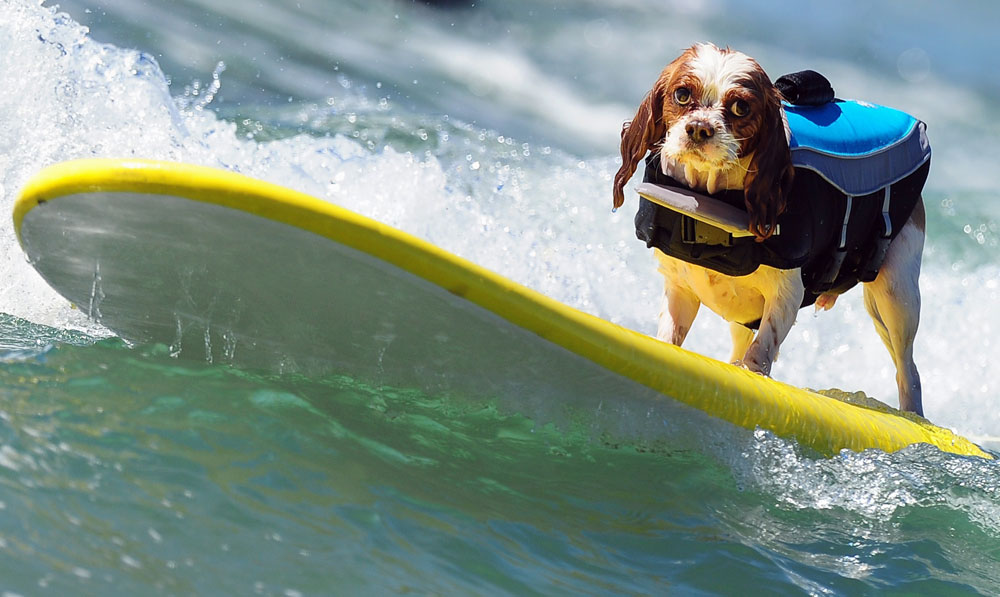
[{"xmin": 685, "ymin": 121, "xmax": 715, "ymax": 143}]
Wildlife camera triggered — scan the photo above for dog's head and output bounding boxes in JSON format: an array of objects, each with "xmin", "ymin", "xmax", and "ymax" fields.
[{"xmin": 613, "ymin": 43, "xmax": 793, "ymax": 241}]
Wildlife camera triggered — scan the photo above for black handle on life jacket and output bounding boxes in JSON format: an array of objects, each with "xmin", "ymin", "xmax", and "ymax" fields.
[{"xmin": 775, "ymin": 70, "xmax": 835, "ymax": 106}]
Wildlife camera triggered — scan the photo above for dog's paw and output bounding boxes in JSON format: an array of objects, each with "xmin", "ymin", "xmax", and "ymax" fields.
[
  {"xmin": 732, "ymin": 359, "xmax": 772, "ymax": 378},
  {"xmin": 814, "ymin": 292, "xmax": 839, "ymax": 312}
]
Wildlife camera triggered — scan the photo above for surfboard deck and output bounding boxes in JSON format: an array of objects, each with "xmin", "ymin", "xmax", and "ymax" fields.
[{"xmin": 14, "ymin": 159, "xmax": 990, "ymax": 459}]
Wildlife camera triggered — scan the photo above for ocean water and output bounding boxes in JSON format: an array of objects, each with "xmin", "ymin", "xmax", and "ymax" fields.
[{"xmin": 2, "ymin": 0, "xmax": 1000, "ymax": 594}]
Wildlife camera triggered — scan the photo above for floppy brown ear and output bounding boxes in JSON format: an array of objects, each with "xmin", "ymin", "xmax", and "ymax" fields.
[
  {"xmin": 743, "ymin": 86, "xmax": 794, "ymax": 241},
  {"xmin": 613, "ymin": 80, "xmax": 666, "ymax": 209}
]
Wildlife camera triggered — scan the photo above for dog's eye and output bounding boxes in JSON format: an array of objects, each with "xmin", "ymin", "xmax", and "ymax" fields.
[
  {"xmin": 674, "ymin": 87, "xmax": 692, "ymax": 106},
  {"xmin": 729, "ymin": 99, "xmax": 750, "ymax": 117}
]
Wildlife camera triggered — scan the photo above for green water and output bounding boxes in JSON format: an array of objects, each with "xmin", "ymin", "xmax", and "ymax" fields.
[{"xmin": 1, "ymin": 316, "xmax": 998, "ymax": 595}]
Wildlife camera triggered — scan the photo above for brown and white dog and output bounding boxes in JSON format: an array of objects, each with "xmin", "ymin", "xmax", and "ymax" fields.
[{"xmin": 613, "ymin": 43, "xmax": 925, "ymax": 414}]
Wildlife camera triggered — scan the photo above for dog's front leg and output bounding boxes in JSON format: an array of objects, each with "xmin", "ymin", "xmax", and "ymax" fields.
[
  {"xmin": 740, "ymin": 267, "xmax": 804, "ymax": 376},
  {"xmin": 657, "ymin": 284, "xmax": 701, "ymax": 346},
  {"xmin": 655, "ymin": 253, "xmax": 702, "ymax": 346}
]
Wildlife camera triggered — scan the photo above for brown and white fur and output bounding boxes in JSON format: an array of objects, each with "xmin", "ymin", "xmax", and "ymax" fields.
[{"xmin": 613, "ymin": 43, "xmax": 925, "ymax": 415}]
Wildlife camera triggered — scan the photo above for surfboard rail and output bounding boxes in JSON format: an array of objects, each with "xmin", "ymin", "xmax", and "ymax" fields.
[{"xmin": 14, "ymin": 159, "xmax": 992, "ymax": 459}]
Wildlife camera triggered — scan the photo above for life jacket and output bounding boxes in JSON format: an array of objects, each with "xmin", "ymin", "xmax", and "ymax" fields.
[{"xmin": 633, "ymin": 71, "xmax": 931, "ymax": 314}]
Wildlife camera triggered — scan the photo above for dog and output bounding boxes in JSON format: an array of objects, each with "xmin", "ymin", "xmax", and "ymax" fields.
[{"xmin": 612, "ymin": 43, "xmax": 925, "ymax": 415}]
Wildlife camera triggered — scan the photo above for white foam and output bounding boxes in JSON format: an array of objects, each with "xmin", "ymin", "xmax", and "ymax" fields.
[{"xmin": 728, "ymin": 429, "xmax": 1000, "ymax": 534}]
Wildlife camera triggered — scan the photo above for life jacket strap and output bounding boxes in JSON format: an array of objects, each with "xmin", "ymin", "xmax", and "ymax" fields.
[{"xmin": 859, "ymin": 186, "xmax": 894, "ymax": 283}]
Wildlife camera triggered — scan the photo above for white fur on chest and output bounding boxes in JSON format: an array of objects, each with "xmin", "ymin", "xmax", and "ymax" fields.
[{"xmin": 655, "ymin": 250, "xmax": 801, "ymax": 325}]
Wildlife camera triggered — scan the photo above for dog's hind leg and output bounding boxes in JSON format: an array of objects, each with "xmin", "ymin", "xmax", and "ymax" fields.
[
  {"xmin": 862, "ymin": 201, "xmax": 925, "ymax": 415},
  {"xmin": 729, "ymin": 323, "xmax": 755, "ymax": 365}
]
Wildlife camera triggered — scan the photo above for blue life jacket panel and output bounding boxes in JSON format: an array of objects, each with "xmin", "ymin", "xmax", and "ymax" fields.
[{"xmin": 786, "ymin": 100, "xmax": 931, "ymax": 197}]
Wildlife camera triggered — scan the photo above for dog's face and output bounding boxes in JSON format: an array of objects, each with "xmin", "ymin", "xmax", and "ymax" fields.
[{"xmin": 613, "ymin": 43, "xmax": 794, "ymax": 240}]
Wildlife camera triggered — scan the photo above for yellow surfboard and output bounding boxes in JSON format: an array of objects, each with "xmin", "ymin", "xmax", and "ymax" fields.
[{"xmin": 14, "ymin": 159, "xmax": 990, "ymax": 459}]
